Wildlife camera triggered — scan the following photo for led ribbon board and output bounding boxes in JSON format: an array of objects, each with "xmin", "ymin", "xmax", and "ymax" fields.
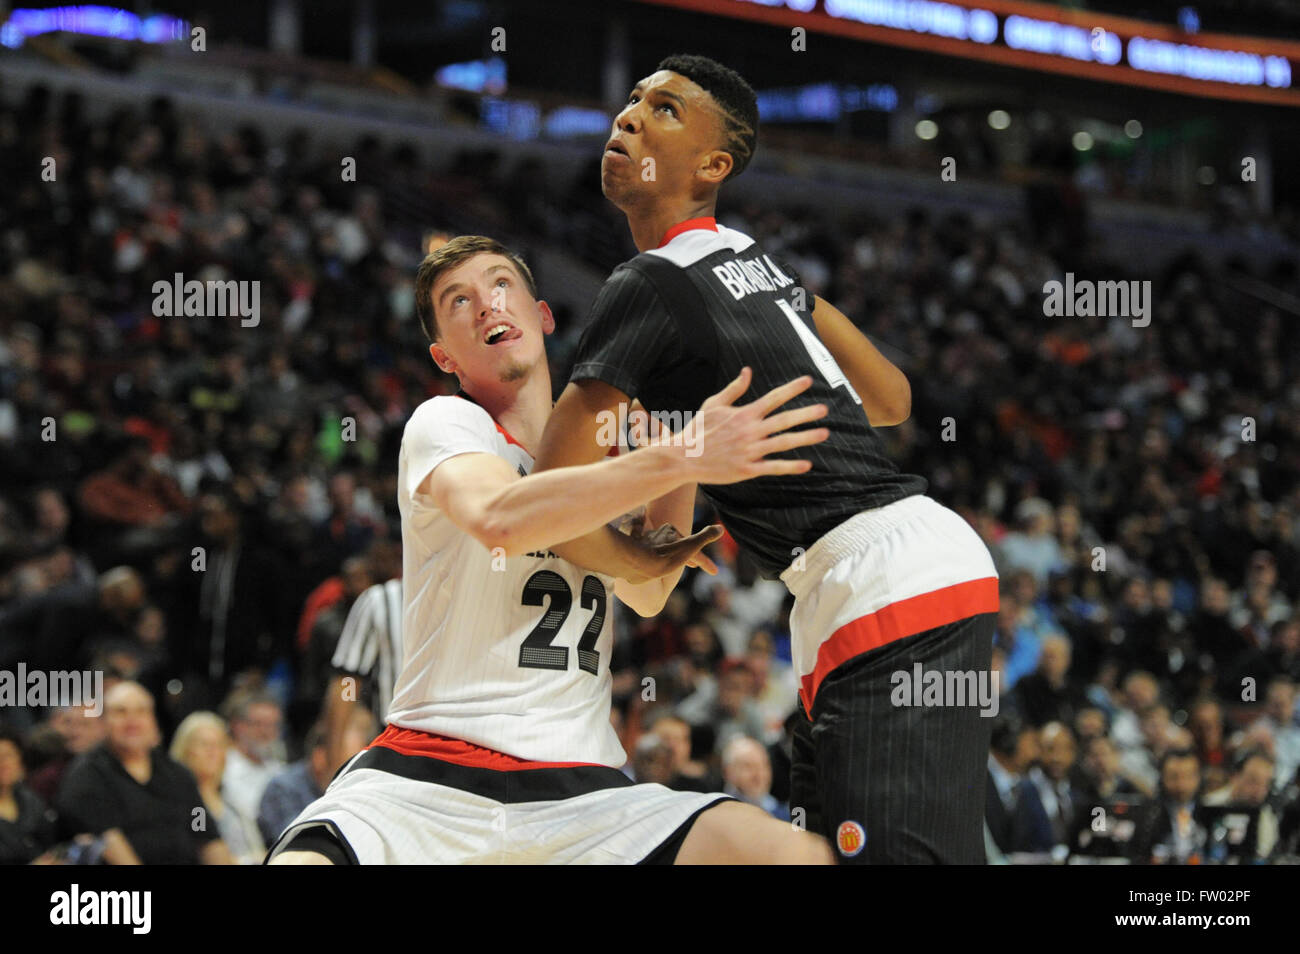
[{"xmin": 633, "ymin": 0, "xmax": 1300, "ymax": 106}]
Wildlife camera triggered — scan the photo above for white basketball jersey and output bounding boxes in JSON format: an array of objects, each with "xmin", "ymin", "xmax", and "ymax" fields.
[{"xmin": 388, "ymin": 394, "xmax": 624, "ymax": 766}]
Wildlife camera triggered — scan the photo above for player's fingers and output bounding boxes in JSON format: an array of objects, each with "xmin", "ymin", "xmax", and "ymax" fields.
[
  {"xmin": 674, "ymin": 524, "xmax": 723, "ymax": 551},
  {"xmin": 761, "ymin": 403, "xmax": 828, "ymax": 435},
  {"xmin": 751, "ymin": 457, "xmax": 815, "ymax": 476},
  {"xmin": 757, "ymin": 427, "xmax": 830, "ymax": 456},
  {"xmin": 661, "ymin": 525, "xmax": 722, "ymax": 569},
  {"xmin": 699, "ymin": 366, "xmax": 752, "ymax": 411},
  {"xmin": 687, "ymin": 551, "xmax": 719, "ymax": 575},
  {"xmin": 749, "ymin": 374, "xmax": 814, "ymax": 417}
]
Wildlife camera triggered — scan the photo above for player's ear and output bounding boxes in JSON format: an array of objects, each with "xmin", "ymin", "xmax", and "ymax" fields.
[
  {"xmin": 697, "ymin": 149, "xmax": 732, "ymax": 188},
  {"xmin": 537, "ymin": 300, "xmax": 556, "ymax": 335},
  {"xmin": 429, "ymin": 341, "xmax": 456, "ymax": 374}
]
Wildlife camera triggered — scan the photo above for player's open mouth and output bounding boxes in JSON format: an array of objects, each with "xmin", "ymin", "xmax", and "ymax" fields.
[
  {"xmin": 604, "ymin": 139, "xmax": 630, "ymax": 161},
  {"xmin": 484, "ymin": 322, "xmax": 522, "ymax": 345}
]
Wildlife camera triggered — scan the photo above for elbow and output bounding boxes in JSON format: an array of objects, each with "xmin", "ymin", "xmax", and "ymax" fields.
[
  {"xmin": 622, "ymin": 587, "xmax": 668, "ymax": 618},
  {"xmin": 879, "ymin": 376, "xmax": 912, "ymax": 426},
  {"xmin": 630, "ymin": 593, "xmax": 669, "ymax": 618},
  {"xmin": 472, "ymin": 511, "xmax": 525, "ymax": 558},
  {"xmin": 890, "ymin": 392, "xmax": 913, "ymax": 426},
  {"xmin": 868, "ymin": 394, "xmax": 911, "ymax": 428}
]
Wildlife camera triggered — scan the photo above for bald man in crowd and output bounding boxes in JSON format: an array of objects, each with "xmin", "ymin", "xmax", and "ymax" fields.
[
  {"xmin": 56, "ymin": 681, "xmax": 234, "ymax": 864},
  {"xmin": 721, "ymin": 735, "xmax": 787, "ymax": 821}
]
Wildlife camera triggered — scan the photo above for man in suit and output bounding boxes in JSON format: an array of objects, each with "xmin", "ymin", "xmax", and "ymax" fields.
[
  {"xmin": 986, "ymin": 713, "xmax": 1051, "ymax": 856},
  {"xmin": 1025, "ymin": 721, "xmax": 1083, "ymax": 851}
]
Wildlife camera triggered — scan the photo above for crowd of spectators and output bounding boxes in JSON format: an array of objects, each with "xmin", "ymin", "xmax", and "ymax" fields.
[{"xmin": 1, "ymin": 79, "xmax": 1298, "ymax": 863}]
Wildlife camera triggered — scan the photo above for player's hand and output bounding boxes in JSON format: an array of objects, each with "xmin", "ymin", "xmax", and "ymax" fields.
[
  {"xmin": 625, "ymin": 518, "xmax": 720, "ymax": 576},
  {"xmin": 673, "ymin": 367, "xmax": 830, "ymax": 485},
  {"xmin": 622, "ymin": 523, "xmax": 723, "ymax": 583}
]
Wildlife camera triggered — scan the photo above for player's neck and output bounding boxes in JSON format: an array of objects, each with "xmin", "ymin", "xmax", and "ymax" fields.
[
  {"xmin": 461, "ymin": 368, "xmax": 552, "ymax": 455},
  {"xmin": 624, "ymin": 199, "xmax": 717, "ymax": 253}
]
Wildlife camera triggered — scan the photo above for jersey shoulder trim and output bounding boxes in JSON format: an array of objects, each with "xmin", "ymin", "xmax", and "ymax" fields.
[{"xmin": 646, "ymin": 223, "xmax": 755, "ymax": 268}]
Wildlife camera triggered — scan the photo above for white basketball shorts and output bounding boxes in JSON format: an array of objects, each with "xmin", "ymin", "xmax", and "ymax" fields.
[
  {"xmin": 264, "ymin": 726, "xmax": 729, "ymax": 864},
  {"xmin": 780, "ymin": 493, "xmax": 1000, "ymax": 714}
]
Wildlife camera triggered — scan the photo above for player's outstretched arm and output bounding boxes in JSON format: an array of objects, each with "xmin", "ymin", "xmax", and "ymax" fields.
[
  {"xmin": 425, "ymin": 447, "xmax": 694, "ymax": 563},
  {"xmin": 426, "ymin": 368, "xmax": 827, "ymax": 575},
  {"xmin": 535, "ymin": 368, "xmax": 830, "ymax": 579},
  {"xmin": 810, "ymin": 295, "xmax": 912, "ymax": 426}
]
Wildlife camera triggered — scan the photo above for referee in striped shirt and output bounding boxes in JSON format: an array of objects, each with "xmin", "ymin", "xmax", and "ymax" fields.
[{"xmin": 324, "ymin": 577, "xmax": 403, "ymax": 770}]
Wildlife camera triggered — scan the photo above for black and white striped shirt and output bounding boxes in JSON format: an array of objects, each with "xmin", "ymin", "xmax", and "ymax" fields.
[
  {"xmin": 569, "ymin": 220, "xmax": 926, "ymax": 578},
  {"xmin": 331, "ymin": 578, "xmax": 404, "ymax": 723}
]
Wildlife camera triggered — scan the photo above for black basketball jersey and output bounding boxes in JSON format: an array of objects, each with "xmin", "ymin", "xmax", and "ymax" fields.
[{"xmin": 568, "ymin": 218, "xmax": 927, "ymax": 578}]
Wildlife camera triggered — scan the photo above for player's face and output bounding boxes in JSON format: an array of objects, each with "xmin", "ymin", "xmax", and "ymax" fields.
[
  {"xmin": 602, "ymin": 70, "xmax": 729, "ymax": 208},
  {"xmin": 428, "ymin": 254, "xmax": 554, "ymax": 386}
]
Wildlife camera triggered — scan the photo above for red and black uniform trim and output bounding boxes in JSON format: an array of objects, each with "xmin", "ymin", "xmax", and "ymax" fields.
[{"xmin": 350, "ymin": 724, "xmax": 635, "ymax": 803}]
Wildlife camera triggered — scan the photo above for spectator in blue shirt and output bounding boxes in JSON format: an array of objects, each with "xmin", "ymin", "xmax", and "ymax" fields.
[{"xmin": 257, "ymin": 710, "xmax": 373, "ymax": 847}]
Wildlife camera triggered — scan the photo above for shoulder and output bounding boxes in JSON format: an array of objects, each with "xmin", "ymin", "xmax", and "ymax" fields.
[
  {"xmin": 713, "ymin": 223, "xmax": 757, "ymax": 252},
  {"xmin": 402, "ymin": 395, "xmax": 498, "ymax": 449},
  {"xmin": 16, "ymin": 783, "xmax": 48, "ymax": 813},
  {"xmin": 56, "ymin": 747, "xmax": 112, "ymax": 799},
  {"xmin": 68, "ymin": 744, "xmax": 113, "ymax": 778},
  {"xmin": 155, "ymin": 750, "xmax": 199, "ymax": 787},
  {"xmin": 272, "ymin": 761, "xmax": 314, "ymax": 793},
  {"xmin": 355, "ymin": 582, "xmax": 386, "ymax": 605},
  {"xmin": 406, "ymin": 394, "xmax": 492, "ymax": 432},
  {"xmin": 597, "ymin": 260, "xmax": 661, "ymax": 296}
]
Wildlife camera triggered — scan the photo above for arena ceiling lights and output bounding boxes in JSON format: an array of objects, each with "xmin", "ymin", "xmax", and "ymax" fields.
[{"xmin": 635, "ymin": 0, "xmax": 1300, "ymax": 107}]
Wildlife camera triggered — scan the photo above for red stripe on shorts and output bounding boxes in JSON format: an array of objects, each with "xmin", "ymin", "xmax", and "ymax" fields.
[
  {"xmin": 799, "ymin": 576, "xmax": 1000, "ymax": 713},
  {"xmin": 366, "ymin": 724, "xmax": 604, "ymax": 771}
]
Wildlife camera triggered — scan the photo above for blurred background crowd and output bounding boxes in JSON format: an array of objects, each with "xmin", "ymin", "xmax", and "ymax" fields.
[{"xmin": 2, "ymin": 0, "xmax": 1300, "ymax": 866}]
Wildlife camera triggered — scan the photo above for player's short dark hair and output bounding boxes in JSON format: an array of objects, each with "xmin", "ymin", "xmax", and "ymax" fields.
[
  {"xmin": 414, "ymin": 235, "xmax": 538, "ymax": 343},
  {"xmin": 656, "ymin": 54, "xmax": 758, "ymax": 182}
]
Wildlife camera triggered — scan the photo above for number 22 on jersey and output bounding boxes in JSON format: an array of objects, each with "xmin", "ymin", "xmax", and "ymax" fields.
[{"xmin": 516, "ymin": 570, "xmax": 606, "ymax": 675}]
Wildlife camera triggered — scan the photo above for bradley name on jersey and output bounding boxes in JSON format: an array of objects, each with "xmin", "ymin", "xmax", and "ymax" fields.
[{"xmin": 710, "ymin": 253, "xmax": 798, "ymax": 302}]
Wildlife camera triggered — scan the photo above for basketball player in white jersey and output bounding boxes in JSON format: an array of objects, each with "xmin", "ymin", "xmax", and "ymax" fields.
[{"xmin": 266, "ymin": 235, "xmax": 833, "ymax": 864}]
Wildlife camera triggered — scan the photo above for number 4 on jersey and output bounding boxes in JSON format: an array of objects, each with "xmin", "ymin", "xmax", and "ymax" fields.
[{"xmin": 775, "ymin": 298, "xmax": 862, "ymax": 405}]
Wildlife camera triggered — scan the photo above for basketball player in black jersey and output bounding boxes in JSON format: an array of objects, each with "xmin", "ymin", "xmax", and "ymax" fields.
[{"xmin": 535, "ymin": 54, "xmax": 1001, "ymax": 864}]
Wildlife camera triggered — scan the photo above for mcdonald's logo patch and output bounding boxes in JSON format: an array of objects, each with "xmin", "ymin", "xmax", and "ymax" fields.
[{"xmin": 836, "ymin": 821, "xmax": 865, "ymax": 857}]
